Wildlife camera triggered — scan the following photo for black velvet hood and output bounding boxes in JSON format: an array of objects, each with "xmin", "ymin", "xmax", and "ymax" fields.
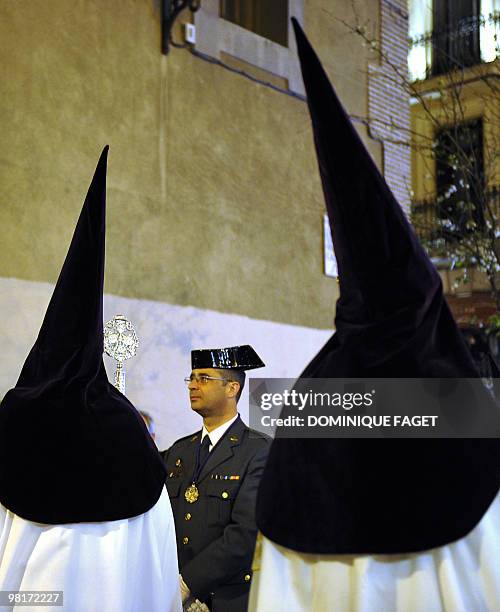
[
  {"xmin": 255, "ymin": 20, "xmax": 500, "ymax": 554},
  {"xmin": 0, "ymin": 147, "xmax": 166, "ymax": 524}
]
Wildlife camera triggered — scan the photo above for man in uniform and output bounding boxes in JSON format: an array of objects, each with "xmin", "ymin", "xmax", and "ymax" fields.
[{"xmin": 162, "ymin": 345, "xmax": 270, "ymax": 612}]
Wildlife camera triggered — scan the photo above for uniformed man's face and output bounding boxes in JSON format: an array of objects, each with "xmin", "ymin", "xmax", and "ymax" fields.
[{"xmin": 187, "ymin": 368, "xmax": 237, "ymax": 417}]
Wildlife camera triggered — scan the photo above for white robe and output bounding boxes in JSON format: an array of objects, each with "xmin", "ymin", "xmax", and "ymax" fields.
[
  {"xmin": 249, "ymin": 493, "xmax": 500, "ymax": 612},
  {"xmin": 0, "ymin": 487, "xmax": 182, "ymax": 612}
]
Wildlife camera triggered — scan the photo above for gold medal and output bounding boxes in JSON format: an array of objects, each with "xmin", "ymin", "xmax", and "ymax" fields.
[{"xmin": 185, "ymin": 483, "xmax": 199, "ymax": 503}]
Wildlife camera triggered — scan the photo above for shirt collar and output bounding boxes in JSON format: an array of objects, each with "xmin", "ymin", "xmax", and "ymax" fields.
[{"xmin": 201, "ymin": 414, "xmax": 239, "ymax": 450}]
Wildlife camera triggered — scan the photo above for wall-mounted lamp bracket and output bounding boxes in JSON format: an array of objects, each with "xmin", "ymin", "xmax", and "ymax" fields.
[{"xmin": 162, "ymin": 0, "xmax": 201, "ymax": 55}]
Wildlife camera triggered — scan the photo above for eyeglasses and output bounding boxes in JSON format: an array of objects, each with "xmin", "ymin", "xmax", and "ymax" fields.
[{"xmin": 184, "ymin": 375, "xmax": 231, "ymax": 386}]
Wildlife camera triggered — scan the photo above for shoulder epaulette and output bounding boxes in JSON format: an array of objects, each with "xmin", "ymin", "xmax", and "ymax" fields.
[{"xmin": 170, "ymin": 430, "xmax": 202, "ymax": 447}]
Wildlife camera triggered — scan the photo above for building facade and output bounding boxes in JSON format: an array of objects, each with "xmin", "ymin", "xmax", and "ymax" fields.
[
  {"xmin": 0, "ymin": 0, "xmax": 410, "ymax": 446},
  {"xmin": 409, "ymin": 0, "xmax": 499, "ymax": 333}
]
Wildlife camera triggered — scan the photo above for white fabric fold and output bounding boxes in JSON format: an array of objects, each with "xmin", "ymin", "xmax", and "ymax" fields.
[
  {"xmin": 0, "ymin": 487, "xmax": 182, "ymax": 612},
  {"xmin": 249, "ymin": 494, "xmax": 500, "ymax": 612}
]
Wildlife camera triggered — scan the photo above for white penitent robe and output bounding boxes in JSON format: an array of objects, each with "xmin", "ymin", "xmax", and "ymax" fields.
[
  {"xmin": 0, "ymin": 487, "xmax": 182, "ymax": 612},
  {"xmin": 249, "ymin": 494, "xmax": 500, "ymax": 612}
]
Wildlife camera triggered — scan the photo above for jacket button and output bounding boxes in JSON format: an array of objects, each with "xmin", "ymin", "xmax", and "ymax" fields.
[
  {"xmin": 244, "ymin": 574, "xmax": 251, "ymax": 582},
  {"xmin": 175, "ymin": 459, "xmax": 182, "ymax": 467},
  {"xmin": 185, "ymin": 513, "xmax": 192, "ymax": 521},
  {"xmin": 182, "ymin": 537, "xmax": 189, "ymax": 545},
  {"xmin": 221, "ymin": 491, "xmax": 229, "ymax": 499}
]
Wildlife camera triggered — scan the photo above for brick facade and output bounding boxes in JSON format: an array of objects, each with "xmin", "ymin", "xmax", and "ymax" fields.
[{"xmin": 368, "ymin": 0, "xmax": 411, "ymax": 212}]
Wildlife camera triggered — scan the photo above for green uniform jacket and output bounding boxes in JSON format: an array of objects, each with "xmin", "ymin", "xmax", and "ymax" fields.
[{"xmin": 161, "ymin": 416, "xmax": 270, "ymax": 612}]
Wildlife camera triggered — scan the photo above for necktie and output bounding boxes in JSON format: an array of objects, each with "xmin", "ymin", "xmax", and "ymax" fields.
[{"xmin": 199, "ymin": 435, "xmax": 211, "ymax": 466}]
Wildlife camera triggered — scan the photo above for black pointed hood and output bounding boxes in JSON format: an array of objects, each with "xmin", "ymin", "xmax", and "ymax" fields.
[
  {"xmin": 17, "ymin": 147, "xmax": 109, "ymax": 390},
  {"xmin": 255, "ymin": 20, "xmax": 500, "ymax": 554},
  {"xmin": 292, "ymin": 20, "xmax": 439, "ymax": 328},
  {"xmin": 291, "ymin": 18, "xmax": 475, "ymax": 378},
  {"xmin": 0, "ymin": 147, "xmax": 166, "ymax": 524}
]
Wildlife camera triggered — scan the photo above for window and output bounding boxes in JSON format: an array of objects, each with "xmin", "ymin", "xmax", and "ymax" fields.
[
  {"xmin": 194, "ymin": 0, "xmax": 304, "ymax": 95},
  {"xmin": 435, "ymin": 119, "xmax": 484, "ymax": 233},
  {"xmin": 408, "ymin": 1, "xmax": 433, "ymax": 80},
  {"xmin": 220, "ymin": 0, "xmax": 288, "ymax": 47},
  {"xmin": 408, "ymin": 0, "xmax": 499, "ymax": 80},
  {"xmin": 432, "ymin": 0, "xmax": 481, "ymax": 75}
]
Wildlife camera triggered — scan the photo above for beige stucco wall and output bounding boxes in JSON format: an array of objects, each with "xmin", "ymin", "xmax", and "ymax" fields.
[{"xmin": 0, "ymin": 0, "xmax": 382, "ymax": 330}]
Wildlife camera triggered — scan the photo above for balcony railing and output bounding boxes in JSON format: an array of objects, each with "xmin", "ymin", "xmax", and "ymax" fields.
[
  {"xmin": 411, "ymin": 186, "xmax": 500, "ymax": 251},
  {"xmin": 409, "ymin": 11, "xmax": 499, "ymax": 80}
]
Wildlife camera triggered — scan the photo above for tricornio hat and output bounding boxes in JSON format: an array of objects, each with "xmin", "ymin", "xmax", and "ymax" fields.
[
  {"xmin": 191, "ymin": 345, "xmax": 265, "ymax": 371},
  {"xmin": 0, "ymin": 147, "xmax": 166, "ymax": 524},
  {"xmin": 256, "ymin": 20, "xmax": 500, "ymax": 555}
]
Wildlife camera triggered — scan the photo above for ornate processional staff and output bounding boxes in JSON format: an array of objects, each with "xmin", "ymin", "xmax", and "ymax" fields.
[{"xmin": 103, "ymin": 314, "xmax": 139, "ymax": 394}]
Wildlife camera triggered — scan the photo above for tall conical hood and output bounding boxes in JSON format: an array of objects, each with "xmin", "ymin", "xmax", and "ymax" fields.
[
  {"xmin": 17, "ymin": 147, "xmax": 108, "ymax": 390},
  {"xmin": 0, "ymin": 148, "xmax": 166, "ymax": 524},
  {"xmin": 291, "ymin": 19, "xmax": 439, "ymax": 332},
  {"xmin": 255, "ymin": 20, "xmax": 500, "ymax": 554},
  {"xmin": 291, "ymin": 16, "xmax": 480, "ymax": 379}
]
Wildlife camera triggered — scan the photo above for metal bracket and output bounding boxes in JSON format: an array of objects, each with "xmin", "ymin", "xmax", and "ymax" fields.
[{"xmin": 162, "ymin": 0, "xmax": 201, "ymax": 54}]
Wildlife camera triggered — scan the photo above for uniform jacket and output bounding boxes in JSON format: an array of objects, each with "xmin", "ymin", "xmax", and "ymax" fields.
[{"xmin": 161, "ymin": 416, "xmax": 270, "ymax": 612}]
